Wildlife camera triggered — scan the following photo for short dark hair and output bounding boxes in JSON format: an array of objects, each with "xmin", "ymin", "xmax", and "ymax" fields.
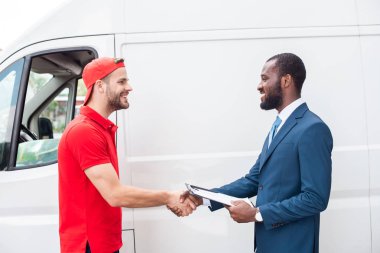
[{"xmin": 267, "ymin": 53, "xmax": 306, "ymax": 93}]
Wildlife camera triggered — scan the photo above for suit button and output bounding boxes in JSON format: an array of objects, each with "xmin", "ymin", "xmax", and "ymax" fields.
[{"xmin": 259, "ymin": 185, "xmax": 263, "ymax": 190}]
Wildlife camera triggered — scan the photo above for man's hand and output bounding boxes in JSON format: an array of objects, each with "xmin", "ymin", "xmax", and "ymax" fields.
[
  {"xmin": 179, "ymin": 190, "xmax": 203, "ymax": 206},
  {"xmin": 226, "ymin": 200, "xmax": 258, "ymax": 223},
  {"xmin": 166, "ymin": 191, "xmax": 197, "ymax": 217}
]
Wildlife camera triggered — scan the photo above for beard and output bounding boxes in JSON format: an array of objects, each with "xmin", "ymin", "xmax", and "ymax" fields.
[
  {"xmin": 260, "ymin": 80, "xmax": 283, "ymax": 110},
  {"xmin": 106, "ymin": 88, "xmax": 129, "ymax": 111}
]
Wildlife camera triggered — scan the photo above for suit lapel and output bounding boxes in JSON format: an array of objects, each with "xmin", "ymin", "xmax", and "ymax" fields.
[
  {"xmin": 259, "ymin": 103, "xmax": 309, "ymax": 172},
  {"xmin": 260, "ymin": 136, "xmax": 269, "ymax": 165}
]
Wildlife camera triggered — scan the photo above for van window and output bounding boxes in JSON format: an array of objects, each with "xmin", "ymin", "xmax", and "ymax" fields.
[
  {"xmin": 0, "ymin": 59, "xmax": 24, "ymax": 170},
  {"xmin": 16, "ymin": 87, "xmax": 70, "ymax": 167},
  {"xmin": 25, "ymin": 72, "xmax": 53, "ymax": 102},
  {"xmin": 13, "ymin": 50, "xmax": 94, "ymax": 169},
  {"xmin": 75, "ymin": 79, "xmax": 86, "ymax": 116},
  {"xmin": 39, "ymin": 87, "xmax": 69, "ymax": 139}
]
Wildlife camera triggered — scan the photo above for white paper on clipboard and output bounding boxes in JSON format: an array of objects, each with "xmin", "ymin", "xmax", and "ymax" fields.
[{"xmin": 185, "ymin": 183, "xmax": 253, "ymax": 207}]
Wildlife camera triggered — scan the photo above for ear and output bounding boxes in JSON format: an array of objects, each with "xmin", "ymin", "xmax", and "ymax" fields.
[
  {"xmin": 281, "ymin": 74, "xmax": 292, "ymax": 88},
  {"xmin": 94, "ymin": 79, "xmax": 105, "ymax": 94}
]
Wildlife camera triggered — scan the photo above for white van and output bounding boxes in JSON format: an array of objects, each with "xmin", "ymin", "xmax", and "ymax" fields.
[{"xmin": 0, "ymin": 0, "xmax": 379, "ymax": 252}]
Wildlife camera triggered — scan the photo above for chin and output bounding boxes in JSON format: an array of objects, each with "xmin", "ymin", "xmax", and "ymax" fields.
[
  {"xmin": 120, "ymin": 99, "xmax": 129, "ymax": 108},
  {"xmin": 123, "ymin": 103, "xmax": 130, "ymax": 109},
  {"xmin": 260, "ymin": 102, "xmax": 274, "ymax": 111}
]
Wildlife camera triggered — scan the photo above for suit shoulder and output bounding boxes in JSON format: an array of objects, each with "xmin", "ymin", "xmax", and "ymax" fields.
[
  {"xmin": 303, "ymin": 110, "xmax": 329, "ymax": 126},
  {"xmin": 301, "ymin": 110, "xmax": 332, "ymax": 139}
]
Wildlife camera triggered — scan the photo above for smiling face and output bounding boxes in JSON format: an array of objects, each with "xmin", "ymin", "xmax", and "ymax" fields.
[
  {"xmin": 103, "ymin": 67, "xmax": 133, "ymax": 111},
  {"xmin": 257, "ymin": 59, "xmax": 283, "ymax": 111}
]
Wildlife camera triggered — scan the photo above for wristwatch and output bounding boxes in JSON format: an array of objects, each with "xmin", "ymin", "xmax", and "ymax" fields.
[{"xmin": 255, "ymin": 207, "xmax": 263, "ymax": 222}]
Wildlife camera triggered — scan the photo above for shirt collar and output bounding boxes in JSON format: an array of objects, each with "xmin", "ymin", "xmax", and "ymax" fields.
[
  {"xmin": 277, "ymin": 98, "xmax": 305, "ymax": 130},
  {"xmin": 80, "ymin": 106, "xmax": 118, "ymax": 132}
]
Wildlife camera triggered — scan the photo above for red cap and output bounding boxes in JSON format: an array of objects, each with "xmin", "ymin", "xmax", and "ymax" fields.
[{"xmin": 82, "ymin": 57, "xmax": 125, "ymax": 105}]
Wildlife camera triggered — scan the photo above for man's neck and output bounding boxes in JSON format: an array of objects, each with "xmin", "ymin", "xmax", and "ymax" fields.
[
  {"xmin": 87, "ymin": 103, "xmax": 112, "ymax": 119},
  {"xmin": 276, "ymin": 95, "xmax": 301, "ymax": 113}
]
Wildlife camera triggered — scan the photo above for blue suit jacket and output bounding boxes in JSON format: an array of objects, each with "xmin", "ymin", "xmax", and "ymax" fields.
[{"xmin": 210, "ymin": 103, "xmax": 333, "ymax": 253}]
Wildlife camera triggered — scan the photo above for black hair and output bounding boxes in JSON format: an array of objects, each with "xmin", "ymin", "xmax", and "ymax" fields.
[{"xmin": 267, "ymin": 53, "xmax": 306, "ymax": 94}]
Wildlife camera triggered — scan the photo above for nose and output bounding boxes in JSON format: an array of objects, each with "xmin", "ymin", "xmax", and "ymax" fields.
[
  {"xmin": 126, "ymin": 82, "xmax": 133, "ymax": 92},
  {"xmin": 257, "ymin": 82, "xmax": 263, "ymax": 91}
]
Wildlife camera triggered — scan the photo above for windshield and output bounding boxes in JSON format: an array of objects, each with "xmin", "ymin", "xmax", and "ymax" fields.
[{"xmin": 0, "ymin": 58, "xmax": 24, "ymax": 170}]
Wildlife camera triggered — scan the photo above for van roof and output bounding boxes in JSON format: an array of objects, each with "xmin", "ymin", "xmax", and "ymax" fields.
[{"xmin": 1, "ymin": 0, "xmax": 124, "ymax": 62}]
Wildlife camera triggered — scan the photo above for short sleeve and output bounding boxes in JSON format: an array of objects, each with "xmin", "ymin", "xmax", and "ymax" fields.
[{"xmin": 65, "ymin": 123, "xmax": 111, "ymax": 170}]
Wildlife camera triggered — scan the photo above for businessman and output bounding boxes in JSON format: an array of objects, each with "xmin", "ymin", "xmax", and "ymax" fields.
[{"xmin": 179, "ymin": 53, "xmax": 333, "ymax": 253}]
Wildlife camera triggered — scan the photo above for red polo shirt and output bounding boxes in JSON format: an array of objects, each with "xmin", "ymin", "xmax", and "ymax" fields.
[{"xmin": 58, "ymin": 106, "xmax": 122, "ymax": 253}]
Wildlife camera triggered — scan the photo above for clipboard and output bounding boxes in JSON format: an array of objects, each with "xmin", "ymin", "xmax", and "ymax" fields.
[{"xmin": 185, "ymin": 183, "xmax": 253, "ymax": 207}]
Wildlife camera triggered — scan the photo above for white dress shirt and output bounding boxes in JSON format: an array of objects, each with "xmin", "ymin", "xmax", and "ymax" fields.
[{"xmin": 275, "ymin": 98, "xmax": 305, "ymax": 136}]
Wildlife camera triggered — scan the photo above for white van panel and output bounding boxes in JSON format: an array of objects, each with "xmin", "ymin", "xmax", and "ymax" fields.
[
  {"xmin": 321, "ymin": 149, "xmax": 371, "ymax": 252},
  {"xmin": 361, "ymin": 36, "xmax": 380, "ymax": 144},
  {"xmin": 124, "ymin": 0, "xmax": 358, "ymax": 32},
  {"xmin": 357, "ymin": 0, "xmax": 380, "ymax": 24},
  {"xmin": 115, "ymin": 26, "xmax": 373, "ymax": 251},
  {"xmin": 0, "ymin": 0, "xmax": 125, "ymax": 58},
  {"xmin": 0, "ymin": 164, "xmax": 60, "ymax": 252},
  {"xmin": 369, "ymin": 149, "xmax": 380, "ymax": 253},
  {"xmin": 320, "ymin": 195, "xmax": 371, "ymax": 252},
  {"xmin": 119, "ymin": 34, "xmax": 367, "ymax": 154},
  {"xmin": 120, "ymin": 229, "xmax": 135, "ymax": 253},
  {"xmin": 127, "ymin": 156, "xmax": 256, "ymax": 253},
  {"xmin": 360, "ymin": 35, "xmax": 380, "ymax": 253}
]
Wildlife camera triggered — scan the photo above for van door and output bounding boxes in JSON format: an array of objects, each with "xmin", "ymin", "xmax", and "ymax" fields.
[{"xmin": 0, "ymin": 35, "xmax": 134, "ymax": 253}]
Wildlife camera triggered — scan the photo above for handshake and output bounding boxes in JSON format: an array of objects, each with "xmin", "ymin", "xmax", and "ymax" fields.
[
  {"xmin": 166, "ymin": 191, "xmax": 202, "ymax": 217},
  {"xmin": 165, "ymin": 190, "xmax": 260, "ymax": 223}
]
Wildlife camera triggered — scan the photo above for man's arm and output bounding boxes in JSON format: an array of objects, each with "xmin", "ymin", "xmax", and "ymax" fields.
[
  {"xmin": 178, "ymin": 154, "xmax": 262, "ymax": 213},
  {"xmin": 85, "ymin": 163, "xmax": 195, "ymax": 215},
  {"xmin": 209, "ymin": 155, "xmax": 261, "ymax": 211}
]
